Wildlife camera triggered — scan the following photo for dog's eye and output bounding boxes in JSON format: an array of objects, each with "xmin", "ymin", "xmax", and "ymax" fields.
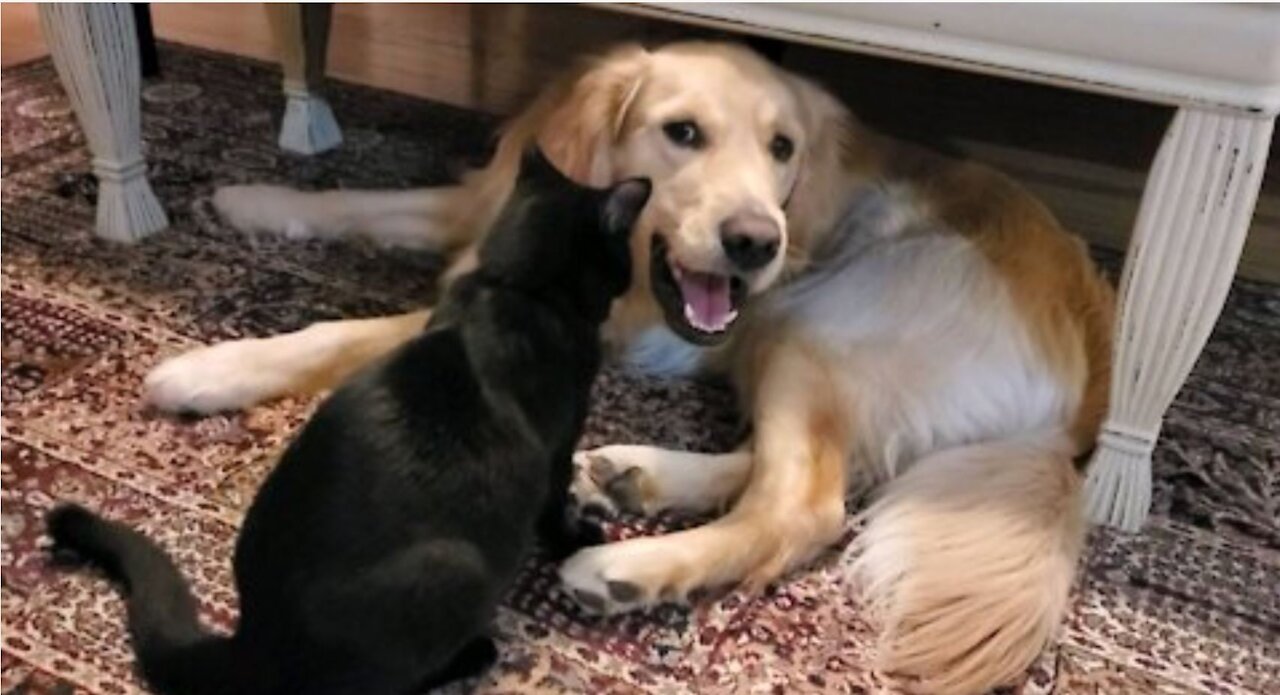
[
  {"xmin": 769, "ymin": 134, "xmax": 795, "ymax": 163},
  {"xmin": 662, "ymin": 120, "xmax": 704, "ymax": 149}
]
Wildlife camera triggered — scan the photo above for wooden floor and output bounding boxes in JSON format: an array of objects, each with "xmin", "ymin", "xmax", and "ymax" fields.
[
  {"xmin": 3, "ymin": 3, "xmax": 1277, "ymax": 280},
  {"xmin": 1, "ymin": 3, "xmax": 46, "ymax": 68}
]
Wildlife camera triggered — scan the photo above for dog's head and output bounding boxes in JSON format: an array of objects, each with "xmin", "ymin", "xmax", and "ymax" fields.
[
  {"xmin": 534, "ymin": 41, "xmax": 850, "ymax": 345},
  {"xmin": 478, "ymin": 148, "xmax": 651, "ymax": 324}
]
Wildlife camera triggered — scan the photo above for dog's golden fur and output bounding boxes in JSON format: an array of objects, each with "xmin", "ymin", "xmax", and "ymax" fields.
[{"xmin": 152, "ymin": 42, "xmax": 1114, "ymax": 694}]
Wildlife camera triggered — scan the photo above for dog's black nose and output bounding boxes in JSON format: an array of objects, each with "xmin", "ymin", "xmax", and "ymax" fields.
[{"xmin": 720, "ymin": 213, "xmax": 781, "ymax": 272}]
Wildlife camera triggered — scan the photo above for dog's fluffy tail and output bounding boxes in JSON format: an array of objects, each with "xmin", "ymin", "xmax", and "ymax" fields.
[
  {"xmin": 846, "ymin": 431, "xmax": 1084, "ymax": 694},
  {"xmin": 45, "ymin": 504, "xmax": 260, "ymax": 695}
]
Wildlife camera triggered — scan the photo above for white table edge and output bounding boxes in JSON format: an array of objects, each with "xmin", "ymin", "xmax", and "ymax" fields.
[{"xmin": 617, "ymin": 3, "xmax": 1280, "ymax": 116}]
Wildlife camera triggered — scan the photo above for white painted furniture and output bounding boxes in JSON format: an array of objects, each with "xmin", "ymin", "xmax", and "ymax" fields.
[
  {"xmin": 38, "ymin": 3, "xmax": 168, "ymax": 242},
  {"xmin": 36, "ymin": 3, "xmax": 340, "ymax": 243},
  {"xmin": 38, "ymin": 3, "xmax": 1280, "ymax": 531}
]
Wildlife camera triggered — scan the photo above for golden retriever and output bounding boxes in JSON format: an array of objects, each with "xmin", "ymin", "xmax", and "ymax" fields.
[{"xmin": 148, "ymin": 42, "xmax": 1114, "ymax": 694}]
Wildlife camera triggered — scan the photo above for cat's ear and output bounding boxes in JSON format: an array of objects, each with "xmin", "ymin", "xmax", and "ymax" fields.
[
  {"xmin": 519, "ymin": 147, "xmax": 576, "ymax": 188},
  {"xmin": 601, "ymin": 178, "xmax": 651, "ymax": 237}
]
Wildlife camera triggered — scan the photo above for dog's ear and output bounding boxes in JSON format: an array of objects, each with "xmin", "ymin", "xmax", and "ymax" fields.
[
  {"xmin": 537, "ymin": 45, "xmax": 650, "ymax": 187},
  {"xmin": 781, "ymin": 73, "xmax": 857, "ymax": 261},
  {"xmin": 601, "ymin": 178, "xmax": 651, "ymax": 237}
]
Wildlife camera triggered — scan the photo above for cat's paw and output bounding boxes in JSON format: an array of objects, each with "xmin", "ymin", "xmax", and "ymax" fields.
[
  {"xmin": 43, "ymin": 505, "xmax": 95, "ymax": 569},
  {"xmin": 543, "ymin": 518, "xmax": 606, "ymax": 561},
  {"xmin": 419, "ymin": 636, "xmax": 498, "ymax": 689}
]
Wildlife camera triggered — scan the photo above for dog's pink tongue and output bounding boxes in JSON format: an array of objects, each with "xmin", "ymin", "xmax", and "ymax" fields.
[{"xmin": 676, "ymin": 269, "xmax": 734, "ymax": 332}]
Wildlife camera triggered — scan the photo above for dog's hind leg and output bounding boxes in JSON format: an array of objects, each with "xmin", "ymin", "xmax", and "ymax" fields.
[
  {"xmin": 211, "ymin": 138, "xmax": 520, "ymax": 251},
  {"xmin": 145, "ymin": 310, "xmax": 429, "ymax": 414},
  {"xmin": 211, "ymin": 185, "xmax": 475, "ymax": 250}
]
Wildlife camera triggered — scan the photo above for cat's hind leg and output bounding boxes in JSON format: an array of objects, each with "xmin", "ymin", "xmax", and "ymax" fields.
[
  {"xmin": 417, "ymin": 637, "xmax": 499, "ymax": 691},
  {"xmin": 303, "ymin": 539, "xmax": 495, "ymax": 689}
]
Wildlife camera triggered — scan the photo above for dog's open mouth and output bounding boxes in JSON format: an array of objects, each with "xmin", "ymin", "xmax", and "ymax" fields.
[{"xmin": 650, "ymin": 235, "xmax": 748, "ymax": 346}]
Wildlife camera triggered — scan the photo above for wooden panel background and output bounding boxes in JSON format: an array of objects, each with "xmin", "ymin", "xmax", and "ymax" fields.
[{"xmin": 3, "ymin": 3, "xmax": 1276, "ymax": 281}]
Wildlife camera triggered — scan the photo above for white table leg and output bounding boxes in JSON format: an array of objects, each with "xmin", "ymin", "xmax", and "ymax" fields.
[
  {"xmin": 38, "ymin": 3, "xmax": 168, "ymax": 242},
  {"xmin": 1085, "ymin": 106, "xmax": 1275, "ymax": 531},
  {"xmin": 267, "ymin": 3, "xmax": 342, "ymax": 155}
]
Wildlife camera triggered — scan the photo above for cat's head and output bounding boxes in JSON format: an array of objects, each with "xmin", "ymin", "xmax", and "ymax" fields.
[{"xmin": 478, "ymin": 148, "xmax": 651, "ymax": 322}]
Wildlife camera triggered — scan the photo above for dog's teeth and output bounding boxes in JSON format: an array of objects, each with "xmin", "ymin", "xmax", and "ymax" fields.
[
  {"xmin": 683, "ymin": 303, "xmax": 714, "ymax": 333},
  {"xmin": 683, "ymin": 305, "xmax": 740, "ymax": 334},
  {"xmin": 706, "ymin": 309, "xmax": 739, "ymax": 333}
]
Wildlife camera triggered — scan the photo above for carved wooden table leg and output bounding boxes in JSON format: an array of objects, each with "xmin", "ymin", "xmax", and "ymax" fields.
[{"xmin": 1085, "ymin": 107, "xmax": 1275, "ymax": 530}]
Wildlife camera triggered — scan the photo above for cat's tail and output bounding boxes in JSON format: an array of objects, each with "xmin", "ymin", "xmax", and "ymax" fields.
[{"xmin": 45, "ymin": 504, "xmax": 265, "ymax": 695}]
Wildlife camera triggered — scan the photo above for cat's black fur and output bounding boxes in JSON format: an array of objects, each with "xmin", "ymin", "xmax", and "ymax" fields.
[{"xmin": 44, "ymin": 149, "xmax": 651, "ymax": 695}]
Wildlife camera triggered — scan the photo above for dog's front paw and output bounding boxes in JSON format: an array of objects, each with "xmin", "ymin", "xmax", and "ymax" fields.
[
  {"xmin": 558, "ymin": 537, "xmax": 693, "ymax": 616},
  {"xmin": 144, "ymin": 340, "xmax": 288, "ymax": 414},
  {"xmin": 570, "ymin": 447, "xmax": 658, "ymax": 517}
]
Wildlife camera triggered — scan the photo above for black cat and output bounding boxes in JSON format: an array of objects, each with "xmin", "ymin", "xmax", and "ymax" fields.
[{"xmin": 45, "ymin": 149, "xmax": 651, "ymax": 695}]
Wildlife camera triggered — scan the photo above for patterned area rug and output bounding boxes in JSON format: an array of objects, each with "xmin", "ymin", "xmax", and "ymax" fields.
[{"xmin": 2, "ymin": 45, "xmax": 1277, "ymax": 694}]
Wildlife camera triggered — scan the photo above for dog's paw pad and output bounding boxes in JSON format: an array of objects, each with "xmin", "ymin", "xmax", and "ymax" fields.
[
  {"xmin": 606, "ymin": 580, "xmax": 642, "ymax": 603},
  {"xmin": 570, "ymin": 588, "xmax": 609, "ymax": 614},
  {"xmin": 600, "ymin": 466, "xmax": 648, "ymax": 515}
]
